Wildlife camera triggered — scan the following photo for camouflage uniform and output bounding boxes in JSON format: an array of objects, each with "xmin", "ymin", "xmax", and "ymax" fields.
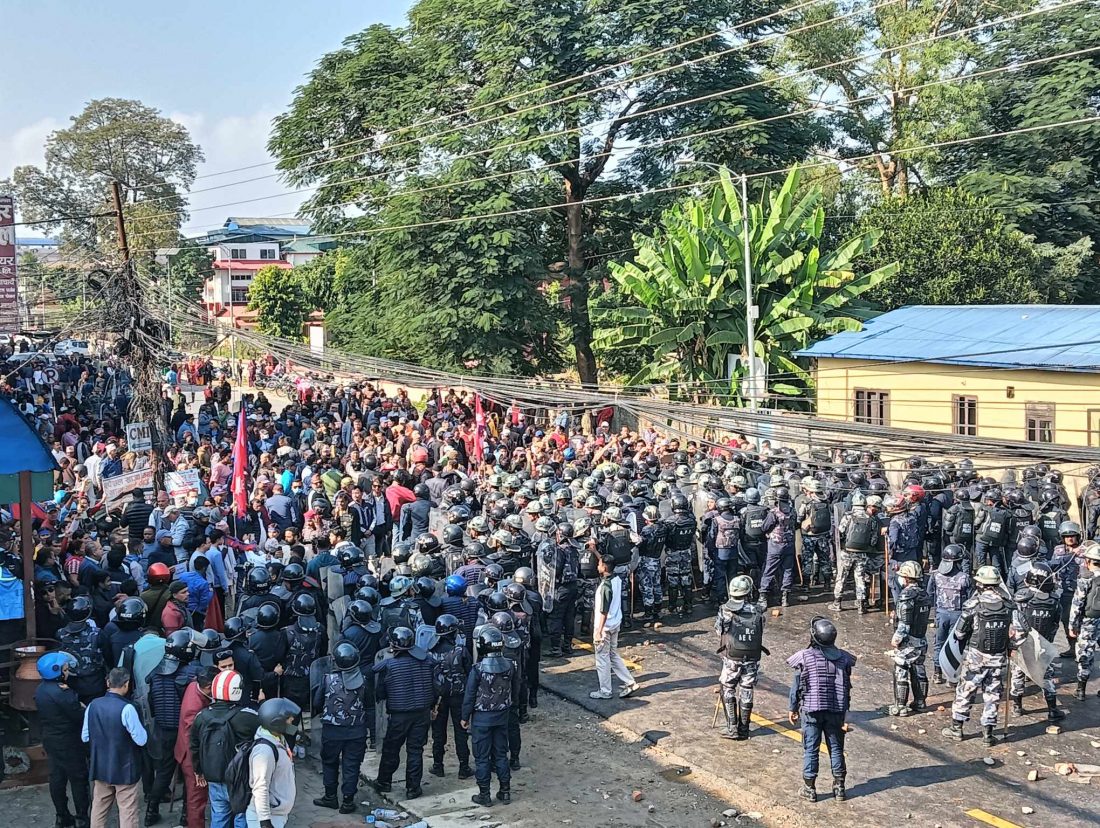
[
  {"xmin": 714, "ymin": 598, "xmax": 765, "ymax": 738},
  {"xmin": 834, "ymin": 510, "xmax": 874, "ymax": 603},
  {"xmin": 949, "ymin": 591, "xmax": 1021, "ymax": 727},
  {"xmin": 797, "ymin": 496, "xmax": 834, "ymax": 586},
  {"xmin": 662, "ymin": 512, "xmax": 697, "ymax": 615},
  {"xmin": 1069, "ymin": 570, "xmax": 1100, "ymax": 684},
  {"xmin": 1009, "ymin": 586, "xmax": 1060, "ymax": 699},
  {"xmin": 890, "ymin": 579, "xmax": 931, "ymax": 714}
]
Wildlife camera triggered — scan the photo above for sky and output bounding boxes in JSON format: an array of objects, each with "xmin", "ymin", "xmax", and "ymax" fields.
[{"xmin": 1, "ymin": 0, "xmax": 413, "ymax": 236}]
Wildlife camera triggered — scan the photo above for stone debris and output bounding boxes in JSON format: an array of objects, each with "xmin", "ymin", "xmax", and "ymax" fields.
[
  {"xmin": 1027, "ymin": 770, "xmax": 1040, "ymax": 782},
  {"xmin": 722, "ymin": 809, "xmax": 739, "ymax": 818},
  {"xmin": 1045, "ymin": 725, "xmax": 1063, "ymax": 735},
  {"xmin": 631, "ymin": 790, "xmax": 644, "ymax": 802},
  {"xmin": 983, "ymin": 757, "xmax": 996, "ymax": 766},
  {"xmin": 1022, "ymin": 806, "xmax": 1035, "ymax": 815}
]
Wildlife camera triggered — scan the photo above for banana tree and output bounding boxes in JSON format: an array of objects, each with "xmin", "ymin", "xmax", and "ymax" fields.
[{"xmin": 593, "ymin": 165, "xmax": 898, "ymax": 404}]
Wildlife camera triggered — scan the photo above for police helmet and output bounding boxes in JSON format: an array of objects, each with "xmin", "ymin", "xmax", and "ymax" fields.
[
  {"xmin": 165, "ymin": 629, "xmax": 196, "ymax": 660},
  {"xmin": 64, "ymin": 595, "xmax": 93, "ymax": 624},
  {"xmin": 247, "ymin": 566, "xmax": 271, "ymax": 592},
  {"xmin": 810, "ymin": 616, "xmax": 838, "ymax": 648},
  {"xmin": 389, "ymin": 575, "xmax": 414, "ymax": 599},
  {"xmin": 503, "ymin": 582, "xmax": 527, "ymax": 605},
  {"xmin": 671, "ymin": 494, "xmax": 689, "ymax": 513},
  {"xmin": 223, "ymin": 616, "xmax": 247, "ymax": 642},
  {"xmin": 355, "ymin": 585, "xmax": 382, "ymax": 607},
  {"xmin": 415, "ymin": 576, "xmax": 437, "ymax": 600},
  {"xmin": 744, "ymin": 488, "xmax": 760, "ymax": 505},
  {"xmin": 941, "ymin": 543, "xmax": 964, "ymax": 563},
  {"xmin": 117, "ymin": 597, "xmax": 148, "ymax": 627},
  {"xmin": 256, "ymin": 601, "xmax": 282, "ymax": 630},
  {"xmin": 483, "ymin": 563, "xmax": 505, "ymax": 585},
  {"xmin": 415, "ymin": 533, "xmax": 441, "ymax": 556},
  {"xmin": 974, "ymin": 566, "xmax": 1002, "ymax": 586},
  {"xmin": 348, "ymin": 599, "xmax": 374, "ymax": 624},
  {"xmin": 513, "ymin": 567, "xmax": 535, "ymax": 586},
  {"xmin": 409, "ymin": 553, "xmax": 433, "ymax": 578},
  {"xmin": 1059, "ymin": 521, "xmax": 1081, "ymax": 538},
  {"xmin": 485, "ymin": 591, "xmax": 509, "ymax": 612},
  {"xmin": 728, "ymin": 575, "xmax": 753, "ymax": 599},
  {"xmin": 435, "ymin": 614, "xmax": 460, "ymax": 637},
  {"xmin": 898, "ymin": 560, "xmax": 923, "ymax": 580},
  {"xmin": 392, "ymin": 542, "xmax": 414, "ymax": 565},
  {"xmin": 1015, "ymin": 536, "xmax": 1040, "ymax": 560},
  {"xmin": 715, "ymin": 497, "xmax": 732, "ymax": 512},
  {"xmin": 337, "ymin": 545, "xmax": 363, "ymax": 567},
  {"xmin": 477, "ymin": 625, "xmax": 505, "ymax": 654},
  {"xmin": 443, "ymin": 525, "xmax": 465, "ymax": 547},
  {"xmin": 291, "ymin": 592, "xmax": 317, "ymax": 617},
  {"xmin": 1025, "ymin": 562, "xmax": 1055, "ymax": 592},
  {"xmin": 444, "ymin": 574, "xmax": 467, "ymax": 597},
  {"xmin": 390, "ymin": 626, "xmax": 416, "ymax": 652},
  {"xmin": 490, "ymin": 611, "xmax": 516, "ymax": 633},
  {"xmin": 333, "ymin": 641, "xmax": 360, "ymax": 671},
  {"xmin": 282, "ymin": 563, "xmax": 305, "ymax": 586}
]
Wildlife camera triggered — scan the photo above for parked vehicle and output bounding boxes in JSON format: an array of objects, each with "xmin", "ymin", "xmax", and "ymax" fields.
[{"xmin": 53, "ymin": 339, "xmax": 91, "ymax": 356}]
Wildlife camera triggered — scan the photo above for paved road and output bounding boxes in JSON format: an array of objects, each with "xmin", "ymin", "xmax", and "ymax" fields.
[{"xmin": 537, "ymin": 588, "xmax": 1100, "ymax": 828}]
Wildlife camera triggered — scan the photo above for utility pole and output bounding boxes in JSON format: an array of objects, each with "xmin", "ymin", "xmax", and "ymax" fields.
[
  {"xmin": 741, "ymin": 173, "xmax": 757, "ymax": 411},
  {"xmin": 111, "ymin": 181, "xmax": 169, "ymax": 475}
]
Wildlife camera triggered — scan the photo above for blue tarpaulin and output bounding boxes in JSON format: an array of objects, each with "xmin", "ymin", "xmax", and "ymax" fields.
[{"xmin": 0, "ymin": 398, "xmax": 59, "ymax": 475}]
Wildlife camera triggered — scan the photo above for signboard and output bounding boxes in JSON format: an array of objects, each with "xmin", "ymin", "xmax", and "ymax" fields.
[
  {"xmin": 0, "ymin": 196, "xmax": 19, "ymax": 331},
  {"xmin": 165, "ymin": 469, "xmax": 202, "ymax": 506},
  {"xmin": 102, "ymin": 468, "xmax": 154, "ymax": 508},
  {"xmin": 126, "ymin": 421, "xmax": 153, "ymax": 452}
]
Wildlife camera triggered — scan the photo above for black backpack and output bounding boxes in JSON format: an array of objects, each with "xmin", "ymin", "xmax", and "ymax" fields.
[
  {"xmin": 225, "ymin": 737, "xmax": 279, "ymax": 815},
  {"xmin": 197, "ymin": 706, "xmax": 241, "ymax": 784},
  {"xmin": 806, "ymin": 500, "xmax": 831, "ymax": 535}
]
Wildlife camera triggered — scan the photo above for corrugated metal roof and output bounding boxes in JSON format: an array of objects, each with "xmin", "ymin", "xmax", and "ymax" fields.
[{"xmin": 795, "ymin": 305, "xmax": 1100, "ymax": 373}]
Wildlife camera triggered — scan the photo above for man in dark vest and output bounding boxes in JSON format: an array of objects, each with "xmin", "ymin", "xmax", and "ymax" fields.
[
  {"xmin": 312, "ymin": 642, "xmax": 370, "ymax": 814},
  {"xmin": 928, "ymin": 543, "xmax": 971, "ymax": 686},
  {"xmin": 371, "ymin": 626, "xmax": 437, "ymax": 800},
  {"xmin": 82, "ymin": 668, "xmax": 148, "ymax": 828},
  {"xmin": 787, "ymin": 617, "xmax": 857, "ymax": 804},
  {"xmin": 462, "ymin": 626, "xmax": 520, "ymax": 807},
  {"xmin": 888, "ymin": 561, "xmax": 932, "ymax": 717}
]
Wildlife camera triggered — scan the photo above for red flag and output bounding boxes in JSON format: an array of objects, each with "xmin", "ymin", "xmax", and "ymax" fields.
[
  {"xmin": 473, "ymin": 394, "xmax": 486, "ymax": 464},
  {"xmin": 231, "ymin": 406, "xmax": 249, "ymax": 518}
]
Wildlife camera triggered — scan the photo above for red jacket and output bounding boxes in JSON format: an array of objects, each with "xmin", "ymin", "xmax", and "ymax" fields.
[{"xmin": 162, "ymin": 599, "xmax": 189, "ymax": 636}]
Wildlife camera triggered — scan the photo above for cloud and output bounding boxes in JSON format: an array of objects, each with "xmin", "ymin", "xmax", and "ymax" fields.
[
  {"xmin": 169, "ymin": 109, "xmax": 308, "ymax": 235},
  {"xmin": 0, "ymin": 116, "xmax": 63, "ymax": 180}
]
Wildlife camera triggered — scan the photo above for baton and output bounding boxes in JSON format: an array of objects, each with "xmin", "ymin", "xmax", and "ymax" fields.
[{"xmin": 883, "ymin": 537, "xmax": 891, "ymax": 622}]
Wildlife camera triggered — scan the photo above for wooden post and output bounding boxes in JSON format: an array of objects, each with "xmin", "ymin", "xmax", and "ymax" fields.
[{"xmin": 19, "ymin": 471, "xmax": 36, "ymax": 640}]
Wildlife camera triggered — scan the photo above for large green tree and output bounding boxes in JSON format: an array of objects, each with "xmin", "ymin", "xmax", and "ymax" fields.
[
  {"xmin": 4, "ymin": 98, "xmax": 203, "ymax": 256},
  {"xmin": 248, "ymin": 266, "xmax": 311, "ymax": 340},
  {"xmin": 944, "ymin": 3, "xmax": 1100, "ymax": 299},
  {"xmin": 594, "ymin": 167, "xmax": 897, "ymax": 403},
  {"xmin": 782, "ymin": 0, "xmax": 1032, "ymax": 199},
  {"xmin": 269, "ymin": 0, "xmax": 821, "ymax": 384},
  {"xmin": 854, "ymin": 187, "xmax": 1061, "ymax": 309},
  {"xmin": 324, "ymin": 179, "xmax": 563, "ymax": 376}
]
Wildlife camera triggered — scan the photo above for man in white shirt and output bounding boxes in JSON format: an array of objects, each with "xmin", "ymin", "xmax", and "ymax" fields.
[{"xmin": 589, "ymin": 554, "xmax": 639, "ymax": 700}]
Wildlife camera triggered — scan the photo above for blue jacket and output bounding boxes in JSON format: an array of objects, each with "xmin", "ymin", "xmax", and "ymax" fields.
[{"xmin": 179, "ymin": 570, "xmax": 213, "ymax": 612}]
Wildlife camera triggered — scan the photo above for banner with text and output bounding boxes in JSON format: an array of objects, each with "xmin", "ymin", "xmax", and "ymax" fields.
[
  {"xmin": 0, "ymin": 195, "xmax": 20, "ymax": 331},
  {"xmin": 102, "ymin": 468, "xmax": 155, "ymax": 508}
]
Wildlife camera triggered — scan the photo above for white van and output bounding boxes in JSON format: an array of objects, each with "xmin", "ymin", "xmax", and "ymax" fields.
[{"xmin": 54, "ymin": 339, "xmax": 91, "ymax": 356}]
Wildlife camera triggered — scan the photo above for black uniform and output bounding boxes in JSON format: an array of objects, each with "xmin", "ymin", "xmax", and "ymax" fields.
[
  {"xmin": 461, "ymin": 652, "xmax": 520, "ymax": 798},
  {"xmin": 313, "ymin": 672, "xmax": 370, "ymax": 801},
  {"xmin": 35, "ymin": 680, "xmax": 90, "ymax": 827},
  {"xmin": 373, "ymin": 649, "xmax": 437, "ymax": 795},
  {"xmin": 428, "ymin": 635, "xmax": 472, "ymax": 772}
]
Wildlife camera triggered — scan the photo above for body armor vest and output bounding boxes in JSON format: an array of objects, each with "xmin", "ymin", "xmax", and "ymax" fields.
[
  {"xmin": 898, "ymin": 583, "xmax": 931, "ymax": 639},
  {"xmin": 742, "ymin": 506, "xmax": 767, "ymax": 543},
  {"xmin": 474, "ymin": 657, "xmax": 512, "ymax": 712},
  {"xmin": 320, "ymin": 673, "xmax": 366, "ymax": 728},
  {"xmin": 1022, "ymin": 592, "xmax": 1059, "ymax": 641},
  {"xmin": 720, "ymin": 606, "xmax": 764, "ymax": 660},
  {"xmin": 845, "ymin": 513, "xmax": 874, "ymax": 552},
  {"xmin": 283, "ymin": 624, "xmax": 319, "ymax": 677},
  {"xmin": 60, "ymin": 623, "xmax": 103, "ymax": 677},
  {"xmin": 974, "ymin": 596, "xmax": 1012, "ymax": 654}
]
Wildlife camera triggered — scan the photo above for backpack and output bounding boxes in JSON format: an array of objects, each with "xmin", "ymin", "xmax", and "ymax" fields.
[
  {"xmin": 225, "ymin": 737, "xmax": 279, "ymax": 815},
  {"xmin": 950, "ymin": 506, "xmax": 975, "ymax": 544},
  {"xmin": 714, "ymin": 514, "xmax": 738, "ymax": 550},
  {"xmin": 197, "ymin": 706, "xmax": 241, "ymax": 783},
  {"xmin": 804, "ymin": 500, "xmax": 831, "ymax": 535}
]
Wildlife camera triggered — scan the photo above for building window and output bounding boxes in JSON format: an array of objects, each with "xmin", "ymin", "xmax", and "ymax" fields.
[
  {"xmin": 231, "ymin": 288, "xmax": 249, "ymax": 304},
  {"xmin": 953, "ymin": 395, "xmax": 977, "ymax": 436},
  {"xmin": 229, "ymin": 248, "xmax": 248, "ymax": 259},
  {"xmin": 1025, "ymin": 403, "xmax": 1054, "ymax": 443},
  {"xmin": 259, "ymin": 248, "xmax": 276, "ymax": 260},
  {"xmin": 853, "ymin": 389, "xmax": 889, "ymax": 426}
]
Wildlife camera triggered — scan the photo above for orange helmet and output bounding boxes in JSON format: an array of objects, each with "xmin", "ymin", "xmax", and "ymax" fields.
[{"xmin": 904, "ymin": 484, "xmax": 926, "ymax": 503}]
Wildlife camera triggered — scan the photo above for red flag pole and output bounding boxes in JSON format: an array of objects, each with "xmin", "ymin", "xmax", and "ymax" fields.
[{"xmin": 232, "ymin": 406, "xmax": 249, "ymax": 518}]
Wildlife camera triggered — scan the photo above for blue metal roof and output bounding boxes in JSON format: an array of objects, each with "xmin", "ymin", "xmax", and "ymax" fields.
[
  {"xmin": 795, "ymin": 305, "xmax": 1100, "ymax": 373},
  {"xmin": 16, "ymin": 237, "xmax": 59, "ymax": 246}
]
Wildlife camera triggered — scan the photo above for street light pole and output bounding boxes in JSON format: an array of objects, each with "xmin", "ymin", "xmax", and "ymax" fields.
[
  {"xmin": 675, "ymin": 159, "xmax": 757, "ymax": 408},
  {"xmin": 740, "ymin": 172, "xmax": 757, "ymax": 411}
]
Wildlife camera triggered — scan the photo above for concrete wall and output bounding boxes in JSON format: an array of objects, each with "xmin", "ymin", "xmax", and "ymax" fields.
[{"xmin": 813, "ymin": 358, "xmax": 1100, "ymax": 447}]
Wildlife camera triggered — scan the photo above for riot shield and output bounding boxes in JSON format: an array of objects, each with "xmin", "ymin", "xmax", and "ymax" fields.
[
  {"xmin": 415, "ymin": 623, "xmax": 439, "ymax": 652},
  {"xmin": 537, "ymin": 544, "xmax": 557, "ymax": 614},
  {"xmin": 308, "ymin": 655, "xmax": 333, "ymax": 718},
  {"xmin": 1016, "ymin": 629, "xmax": 1058, "ymax": 687},
  {"xmin": 373, "ymin": 648, "xmax": 394, "ymax": 743}
]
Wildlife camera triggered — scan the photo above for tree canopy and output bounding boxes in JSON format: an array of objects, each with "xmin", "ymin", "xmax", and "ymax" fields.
[{"xmin": 248, "ymin": 265, "xmax": 311, "ymax": 340}]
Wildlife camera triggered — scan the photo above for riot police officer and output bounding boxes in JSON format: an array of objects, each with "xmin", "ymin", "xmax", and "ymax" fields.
[
  {"xmin": 928, "ymin": 544, "xmax": 971, "ymax": 685},
  {"xmin": 427, "ymin": 614, "xmax": 473, "ymax": 780},
  {"xmin": 889, "ymin": 561, "xmax": 932, "ymax": 716},
  {"xmin": 1007, "ymin": 535, "xmax": 1042, "ymax": 595},
  {"xmin": 760, "ymin": 488, "xmax": 796, "ymax": 608},
  {"xmin": 715, "ymin": 575, "xmax": 765, "ymax": 740},
  {"xmin": 974, "ymin": 490, "xmax": 1013, "ymax": 579},
  {"xmin": 942, "ymin": 488, "xmax": 977, "ymax": 558},
  {"xmin": 249, "ymin": 602, "xmax": 288, "ymax": 700},
  {"xmin": 1010, "ymin": 562, "xmax": 1066, "ymax": 720},
  {"xmin": 461, "ymin": 626, "xmax": 520, "ymax": 808},
  {"xmin": 545, "ymin": 523, "xmax": 580, "ymax": 657},
  {"xmin": 312, "ymin": 642, "xmax": 370, "ymax": 814},
  {"xmin": 58, "ymin": 596, "xmax": 105, "ymax": 704},
  {"xmin": 1068, "ymin": 542, "xmax": 1100, "ymax": 700},
  {"xmin": 942, "ymin": 566, "xmax": 1020, "ymax": 745},
  {"xmin": 223, "ymin": 616, "xmax": 263, "ymax": 703},
  {"xmin": 831, "ymin": 493, "xmax": 874, "ymax": 614},
  {"xmin": 662, "ymin": 494, "xmax": 697, "ymax": 618},
  {"xmin": 283, "ymin": 593, "xmax": 322, "ymax": 746}
]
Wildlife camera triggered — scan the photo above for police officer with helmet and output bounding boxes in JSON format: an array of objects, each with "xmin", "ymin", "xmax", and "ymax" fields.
[
  {"xmin": 928, "ymin": 544, "xmax": 972, "ymax": 685},
  {"xmin": 461, "ymin": 626, "xmax": 521, "ymax": 808},
  {"xmin": 312, "ymin": 642, "xmax": 371, "ymax": 814},
  {"xmin": 715, "ymin": 575, "xmax": 766, "ymax": 740},
  {"xmin": 888, "ymin": 560, "xmax": 932, "ymax": 716},
  {"xmin": 1009, "ymin": 561, "xmax": 1066, "ymax": 721},
  {"xmin": 427, "ymin": 613, "xmax": 473, "ymax": 780}
]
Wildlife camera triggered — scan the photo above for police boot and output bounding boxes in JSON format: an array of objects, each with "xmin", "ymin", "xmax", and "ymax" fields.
[
  {"xmin": 1045, "ymin": 693, "xmax": 1066, "ymax": 721},
  {"xmin": 832, "ymin": 775, "xmax": 847, "ymax": 802},
  {"xmin": 429, "ymin": 761, "xmax": 445, "ymax": 777},
  {"xmin": 800, "ymin": 776, "xmax": 817, "ymax": 802},
  {"xmin": 642, "ymin": 604, "xmax": 655, "ymax": 627},
  {"xmin": 933, "ymin": 666, "xmax": 945, "ymax": 685},
  {"xmin": 312, "ymin": 788, "xmax": 339, "ymax": 809},
  {"xmin": 339, "ymin": 795, "xmax": 357, "ymax": 814},
  {"xmin": 941, "ymin": 720, "xmax": 964, "ymax": 741},
  {"xmin": 736, "ymin": 703, "xmax": 752, "ymax": 740},
  {"xmin": 73, "ymin": 819, "xmax": 89, "ymax": 828},
  {"xmin": 458, "ymin": 762, "xmax": 474, "ymax": 779},
  {"xmin": 1011, "ymin": 695, "xmax": 1025, "ymax": 717},
  {"xmin": 1075, "ymin": 679, "xmax": 1087, "ymax": 700},
  {"xmin": 680, "ymin": 593, "xmax": 693, "ymax": 618},
  {"xmin": 781, "ymin": 591, "xmax": 790, "ymax": 608},
  {"xmin": 827, "ymin": 598, "xmax": 843, "ymax": 612},
  {"xmin": 1060, "ymin": 645, "xmax": 1076, "ymax": 660},
  {"xmin": 857, "ymin": 598, "xmax": 868, "ymax": 615},
  {"xmin": 982, "ymin": 725, "xmax": 997, "ymax": 746},
  {"xmin": 144, "ymin": 802, "xmax": 161, "ymax": 826},
  {"xmin": 888, "ymin": 680, "xmax": 910, "ymax": 717},
  {"xmin": 495, "ymin": 786, "xmax": 512, "ymax": 804},
  {"xmin": 720, "ymin": 697, "xmax": 738, "ymax": 739},
  {"xmin": 471, "ymin": 786, "xmax": 494, "ymax": 807},
  {"xmin": 912, "ymin": 672, "xmax": 928, "ymax": 712}
]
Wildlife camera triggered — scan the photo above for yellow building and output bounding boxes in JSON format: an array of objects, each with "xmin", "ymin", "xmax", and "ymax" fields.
[{"xmin": 796, "ymin": 305, "xmax": 1100, "ymax": 448}]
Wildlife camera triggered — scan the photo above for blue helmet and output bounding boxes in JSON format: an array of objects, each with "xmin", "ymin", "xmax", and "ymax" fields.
[
  {"xmin": 563, "ymin": 447, "xmax": 576, "ymax": 461},
  {"xmin": 445, "ymin": 574, "xmax": 467, "ymax": 597},
  {"xmin": 37, "ymin": 651, "xmax": 77, "ymax": 681}
]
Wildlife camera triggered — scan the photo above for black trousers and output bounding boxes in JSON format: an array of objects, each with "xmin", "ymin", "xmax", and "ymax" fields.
[
  {"xmin": 526, "ymin": 636, "xmax": 541, "ymax": 702},
  {"xmin": 471, "ymin": 721, "xmax": 509, "ymax": 791},
  {"xmin": 547, "ymin": 582, "xmax": 578, "ymax": 655},
  {"xmin": 44, "ymin": 740, "xmax": 90, "ymax": 824},
  {"xmin": 377, "ymin": 708, "xmax": 430, "ymax": 792},
  {"xmin": 321, "ymin": 733, "xmax": 368, "ymax": 799},
  {"xmin": 507, "ymin": 707, "xmax": 521, "ymax": 761},
  {"xmin": 148, "ymin": 725, "xmax": 179, "ymax": 806},
  {"xmin": 431, "ymin": 694, "xmax": 470, "ymax": 765}
]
